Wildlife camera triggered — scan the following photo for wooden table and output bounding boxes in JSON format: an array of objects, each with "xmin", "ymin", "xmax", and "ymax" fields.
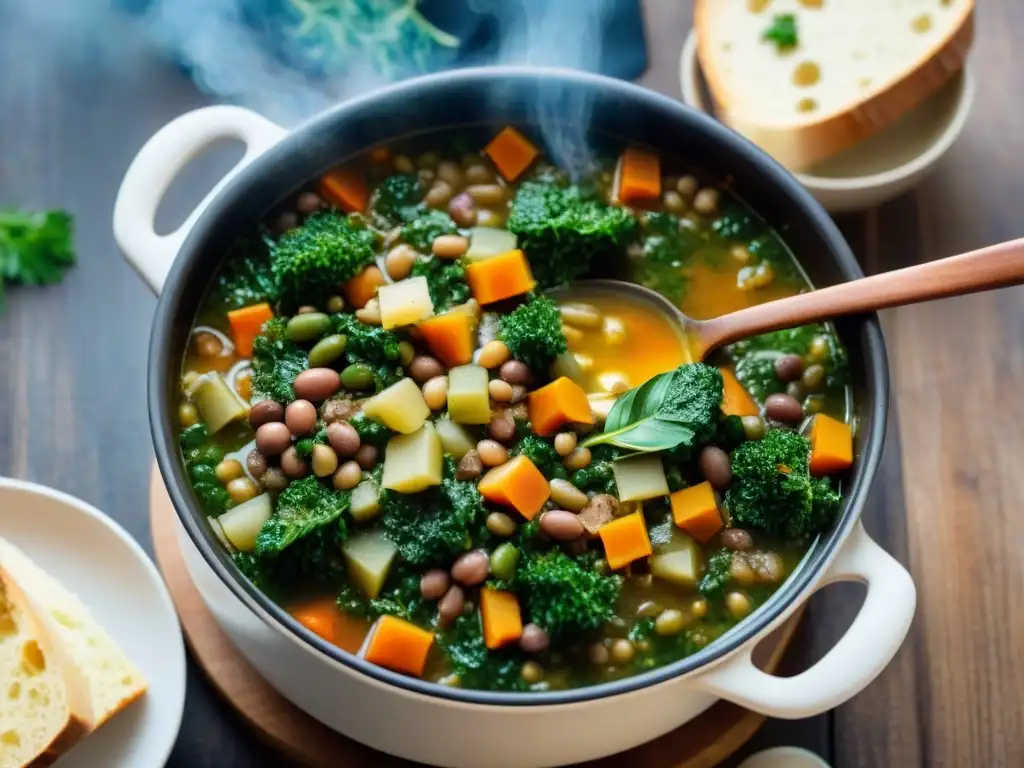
[{"xmin": 1, "ymin": 1, "xmax": 1020, "ymax": 765}]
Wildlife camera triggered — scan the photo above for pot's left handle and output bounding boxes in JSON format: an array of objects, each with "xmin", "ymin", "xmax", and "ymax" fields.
[
  {"xmin": 690, "ymin": 521, "xmax": 916, "ymax": 718},
  {"xmin": 114, "ymin": 105, "xmax": 287, "ymax": 294}
]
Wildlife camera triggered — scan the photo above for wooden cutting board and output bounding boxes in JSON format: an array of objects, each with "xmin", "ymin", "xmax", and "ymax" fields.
[{"xmin": 149, "ymin": 464, "xmax": 804, "ymax": 768}]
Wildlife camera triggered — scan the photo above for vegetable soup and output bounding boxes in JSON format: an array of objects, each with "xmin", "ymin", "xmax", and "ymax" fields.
[{"xmin": 175, "ymin": 127, "xmax": 854, "ymax": 691}]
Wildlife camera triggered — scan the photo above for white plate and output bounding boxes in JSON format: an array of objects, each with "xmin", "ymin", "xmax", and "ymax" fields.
[
  {"xmin": 0, "ymin": 478, "xmax": 185, "ymax": 767},
  {"xmin": 738, "ymin": 746, "xmax": 832, "ymax": 768}
]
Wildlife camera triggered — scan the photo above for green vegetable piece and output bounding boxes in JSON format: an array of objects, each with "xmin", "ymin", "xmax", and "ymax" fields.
[
  {"xmin": 190, "ymin": 373, "xmax": 249, "ymax": 434},
  {"xmin": 763, "ymin": 14, "xmax": 798, "ymax": 51},
  {"xmin": 402, "ymin": 209, "xmax": 457, "ymax": 251},
  {"xmin": 286, "ymin": 312, "xmax": 331, "ymax": 343},
  {"xmin": 699, "ymin": 548, "xmax": 733, "ymax": 600},
  {"xmin": 583, "ymin": 363, "xmax": 723, "ymax": 453},
  {"xmin": 271, "ymin": 210, "xmax": 376, "ymax": 308},
  {"xmin": 370, "ymin": 174, "xmax": 424, "ymax": 228},
  {"xmin": 255, "ymin": 477, "xmax": 350, "ymax": 555},
  {"xmin": 212, "ymin": 237, "xmax": 278, "ymax": 311},
  {"xmin": 179, "ymin": 423, "xmax": 210, "ymax": 449},
  {"xmin": 409, "ymin": 257, "xmax": 471, "ymax": 312},
  {"xmin": 726, "ymin": 429, "xmax": 842, "ymax": 540},
  {"xmin": 514, "ymin": 550, "xmax": 621, "ymax": 640},
  {"xmin": 490, "ymin": 543, "xmax": 520, "ymax": 582},
  {"xmin": 307, "ymin": 334, "xmax": 348, "ymax": 367},
  {"xmin": 498, "ymin": 296, "xmax": 567, "ymax": 372},
  {"xmin": 507, "ymin": 180, "xmax": 636, "ymax": 290},
  {"xmin": 250, "ymin": 318, "xmax": 308, "ymax": 404},
  {"xmin": 342, "ymin": 530, "xmax": 399, "ymax": 599},
  {"xmin": 512, "ymin": 435, "xmax": 567, "ymax": 481},
  {"xmin": 341, "ymin": 363, "xmax": 375, "ymax": 391}
]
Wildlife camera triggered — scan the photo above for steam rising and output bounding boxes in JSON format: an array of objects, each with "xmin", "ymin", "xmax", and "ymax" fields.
[{"xmin": 13, "ymin": 0, "xmax": 621, "ymax": 175}]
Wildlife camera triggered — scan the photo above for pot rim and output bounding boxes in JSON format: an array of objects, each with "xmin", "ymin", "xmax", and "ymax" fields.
[{"xmin": 149, "ymin": 65, "xmax": 889, "ymax": 707}]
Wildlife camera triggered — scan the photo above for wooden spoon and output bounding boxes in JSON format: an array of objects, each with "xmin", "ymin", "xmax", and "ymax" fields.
[{"xmin": 585, "ymin": 238, "xmax": 1024, "ymax": 362}]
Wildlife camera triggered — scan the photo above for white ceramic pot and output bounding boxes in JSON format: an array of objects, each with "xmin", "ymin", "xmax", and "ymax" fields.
[{"xmin": 113, "ymin": 69, "xmax": 917, "ymax": 768}]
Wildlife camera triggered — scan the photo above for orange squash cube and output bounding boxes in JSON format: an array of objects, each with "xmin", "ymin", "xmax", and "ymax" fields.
[
  {"xmin": 418, "ymin": 311, "xmax": 474, "ymax": 367},
  {"xmin": 465, "ymin": 249, "xmax": 536, "ymax": 306},
  {"xmin": 477, "ymin": 455, "xmax": 551, "ymax": 520},
  {"xmin": 528, "ymin": 377, "xmax": 595, "ymax": 436},
  {"xmin": 720, "ymin": 368, "xmax": 759, "ymax": 417},
  {"xmin": 319, "ymin": 167, "xmax": 368, "ymax": 214},
  {"xmin": 670, "ymin": 482, "xmax": 723, "ymax": 543},
  {"xmin": 617, "ymin": 147, "xmax": 661, "ymax": 204},
  {"xmin": 480, "ymin": 589, "xmax": 523, "ymax": 650},
  {"xmin": 362, "ymin": 615, "xmax": 435, "ymax": 677},
  {"xmin": 598, "ymin": 511, "xmax": 653, "ymax": 571},
  {"xmin": 484, "ymin": 127, "xmax": 540, "ymax": 182},
  {"xmin": 809, "ymin": 414, "xmax": 854, "ymax": 475}
]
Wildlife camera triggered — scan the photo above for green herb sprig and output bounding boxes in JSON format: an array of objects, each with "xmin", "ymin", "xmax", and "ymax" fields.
[
  {"xmin": 582, "ymin": 363, "xmax": 723, "ymax": 453},
  {"xmin": 0, "ymin": 210, "xmax": 75, "ymax": 311},
  {"xmin": 763, "ymin": 14, "xmax": 798, "ymax": 51}
]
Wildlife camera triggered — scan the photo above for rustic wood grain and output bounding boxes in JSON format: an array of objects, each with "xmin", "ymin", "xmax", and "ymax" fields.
[{"xmin": 1, "ymin": 0, "xmax": 1015, "ymax": 766}]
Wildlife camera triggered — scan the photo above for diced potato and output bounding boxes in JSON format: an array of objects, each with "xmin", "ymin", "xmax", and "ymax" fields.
[
  {"xmin": 612, "ymin": 455, "xmax": 669, "ymax": 502},
  {"xmin": 342, "ymin": 530, "xmax": 398, "ymax": 598},
  {"xmin": 588, "ymin": 393, "xmax": 618, "ymax": 424},
  {"xmin": 207, "ymin": 516, "xmax": 236, "ymax": 553},
  {"xmin": 217, "ymin": 493, "xmax": 272, "ymax": 552},
  {"xmin": 350, "ymin": 478, "xmax": 381, "ymax": 522},
  {"xmin": 363, "ymin": 377, "xmax": 431, "ymax": 434},
  {"xmin": 447, "ymin": 365, "xmax": 491, "ymax": 424},
  {"xmin": 549, "ymin": 351, "xmax": 585, "ymax": 386},
  {"xmin": 378, "ymin": 276, "xmax": 435, "ymax": 330},
  {"xmin": 466, "ymin": 227, "xmax": 518, "ymax": 261},
  {"xmin": 650, "ymin": 529, "xmax": 703, "ymax": 588},
  {"xmin": 434, "ymin": 417, "xmax": 477, "ymax": 459},
  {"xmin": 192, "ymin": 373, "xmax": 249, "ymax": 434},
  {"xmin": 382, "ymin": 422, "xmax": 443, "ymax": 493}
]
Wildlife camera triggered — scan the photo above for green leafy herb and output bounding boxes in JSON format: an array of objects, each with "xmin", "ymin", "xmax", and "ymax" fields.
[
  {"xmin": 0, "ymin": 209, "xmax": 75, "ymax": 311},
  {"xmin": 583, "ymin": 363, "xmax": 723, "ymax": 453},
  {"xmin": 763, "ymin": 14, "xmax": 798, "ymax": 50},
  {"xmin": 255, "ymin": 477, "xmax": 350, "ymax": 554}
]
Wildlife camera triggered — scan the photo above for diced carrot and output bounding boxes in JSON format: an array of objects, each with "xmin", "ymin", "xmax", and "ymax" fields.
[
  {"xmin": 464, "ymin": 249, "xmax": 536, "ymax": 305},
  {"xmin": 370, "ymin": 146, "xmax": 391, "ymax": 163},
  {"xmin": 319, "ymin": 167, "xmax": 368, "ymax": 214},
  {"xmin": 362, "ymin": 615, "xmax": 435, "ymax": 678},
  {"xmin": 598, "ymin": 511, "xmax": 653, "ymax": 571},
  {"xmin": 344, "ymin": 265, "xmax": 387, "ymax": 309},
  {"xmin": 809, "ymin": 414, "xmax": 854, "ymax": 475},
  {"xmin": 227, "ymin": 302, "xmax": 274, "ymax": 358},
  {"xmin": 528, "ymin": 377, "xmax": 595, "ymax": 436},
  {"xmin": 418, "ymin": 311, "xmax": 474, "ymax": 367},
  {"xmin": 484, "ymin": 127, "xmax": 540, "ymax": 182},
  {"xmin": 617, "ymin": 147, "xmax": 661, "ymax": 205},
  {"xmin": 720, "ymin": 368, "xmax": 760, "ymax": 417},
  {"xmin": 291, "ymin": 603, "xmax": 337, "ymax": 644},
  {"xmin": 670, "ymin": 481, "xmax": 723, "ymax": 543},
  {"xmin": 480, "ymin": 589, "xmax": 523, "ymax": 650},
  {"xmin": 477, "ymin": 455, "xmax": 551, "ymax": 520}
]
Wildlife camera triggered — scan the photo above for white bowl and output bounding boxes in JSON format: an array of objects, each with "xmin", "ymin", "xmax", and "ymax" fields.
[
  {"xmin": 0, "ymin": 478, "xmax": 186, "ymax": 768},
  {"xmin": 680, "ymin": 30, "xmax": 975, "ymax": 213}
]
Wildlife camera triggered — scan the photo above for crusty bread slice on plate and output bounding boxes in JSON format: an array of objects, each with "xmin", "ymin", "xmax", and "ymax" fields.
[
  {"xmin": 695, "ymin": 0, "xmax": 974, "ymax": 171},
  {"xmin": 0, "ymin": 576, "xmax": 85, "ymax": 768},
  {"xmin": 0, "ymin": 537, "xmax": 147, "ymax": 736}
]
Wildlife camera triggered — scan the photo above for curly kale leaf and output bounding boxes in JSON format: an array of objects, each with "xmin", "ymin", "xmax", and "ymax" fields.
[
  {"xmin": 728, "ymin": 325, "xmax": 848, "ymax": 403},
  {"xmin": 330, "ymin": 313, "xmax": 404, "ymax": 388},
  {"xmin": 512, "ymin": 435, "xmax": 567, "ymax": 481},
  {"xmin": 437, "ymin": 614, "xmax": 529, "ymax": 691},
  {"xmin": 515, "ymin": 550, "xmax": 621, "ymax": 640},
  {"xmin": 726, "ymin": 429, "xmax": 842, "ymax": 540},
  {"xmin": 410, "ymin": 257, "xmax": 471, "ymax": 312},
  {"xmin": 250, "ymin": 318, "xmax": 308, "ymax": 404},
  {"xmin": 271, "ymin": 210, "xmax": 377, "ymax": 308},
  {"xmin": 370, "ymin": 173, "xmax": 424, "ymax": 228},
  {"xmin": 337, "ymin": 564, "xmax": 433, "ymax": 625},
  {"xmin": 498, "ymin": 295, "xmax": 567, "ymax": 372},
  {"xmin": 571, "ymin": 444, "xmax": 622, "ymax": 495},
  {"xmin": 698, "ymin": 548, "xmax": 733, "ymax": 600},
  {"xmin": 402, "ymin": 210, "xmax": 457, "ymax": 252},
  {"xmin": 255, "ymin": 477, "xmax": 350, "ymax": 555},
  {"xmin": 380, "ymin": 457, "xmax": 487, "ymax": 565},
  {"xmin": 508, "ymin": 180, "xmax": 637, "ymax": 289},
  {"xmin": 213, "ymin": 237, "xmax": 279, "ymax": 310}
]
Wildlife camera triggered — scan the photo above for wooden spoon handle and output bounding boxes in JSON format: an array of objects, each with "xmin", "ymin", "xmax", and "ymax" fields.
[{"xmin": 697, "ymin": 237, "xmax": 1024, "ymax": 355}]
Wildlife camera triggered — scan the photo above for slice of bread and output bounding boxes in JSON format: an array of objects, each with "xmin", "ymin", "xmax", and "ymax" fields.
[
  {"xmin": 695, "ymin": 0, "xmax": 974, "ymax": 171},
  {"xmin": 0, "ymin": 538, "xmax": 147, "ymax": 734},
  {"xmin": 0, "ymin": 577, "xmax": 85, "ymax": 768}
]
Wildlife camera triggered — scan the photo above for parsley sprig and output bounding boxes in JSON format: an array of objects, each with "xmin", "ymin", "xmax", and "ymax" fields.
[
  {"xmin": 0, "ymin": 210, "xmax": 75, "ymax": 310},
  {"xmin": 763, "ymin": 14, "xmax": 799, "ymax": 51}
]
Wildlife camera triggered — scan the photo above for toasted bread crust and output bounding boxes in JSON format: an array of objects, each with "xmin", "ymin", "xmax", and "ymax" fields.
[{"xmin": 695, "ymin": 0, "xmax": 974, "ymax": 171}]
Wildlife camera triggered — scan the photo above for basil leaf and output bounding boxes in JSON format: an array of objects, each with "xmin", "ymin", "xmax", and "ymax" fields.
[{"xmin": 583, "ymin": 363, "xmax": 723, "ymax": 454}]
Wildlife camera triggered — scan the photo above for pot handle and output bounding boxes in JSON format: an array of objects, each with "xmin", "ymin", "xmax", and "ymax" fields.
[
  {"xmin": 690, "ymin": 521, "xmax": 915, "ymax": 718},
  {"xmin": 113, "ymin": 105, "xmax": 287, "ymax": 294}
]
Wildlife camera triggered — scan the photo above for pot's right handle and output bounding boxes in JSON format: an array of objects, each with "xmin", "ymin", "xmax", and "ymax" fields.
[
  {"xmin": 113, "ymin": 105, "xmax": 287, "ymax": 294},
  {"xmin": 690, "ymin": 521, "xmax": 916, "ymax": 718}
]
